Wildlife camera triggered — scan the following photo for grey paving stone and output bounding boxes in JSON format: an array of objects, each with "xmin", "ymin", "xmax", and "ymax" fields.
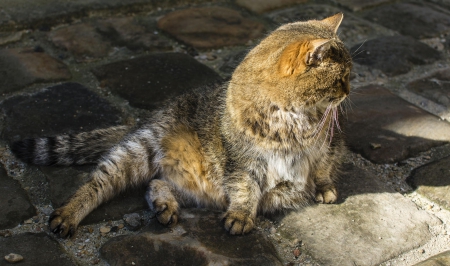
[
  {"xmin": 49, "ymin": 23, "xmax": 113, "ymax": 61},
  {"xmin": 407, "ymin": 68, "xmax": 450, "ymax": 108},
  {"xmin": 345, "ymin": 85, "xmax": 450, "ymax": 163},
  {"xmin": 0, "ymin": 233, "xmax": 76, "ymax": 266},
  {"xmin": 92, "ymin": 53, "xmax": 223, "ymax": 110},
  {"xmin": 413, "ymin": 250, "xmax": 450, "ymax": 266},
  {"xmin": 277, "ymin": 164, "xmax": 435, "ymax": 266},
  {"xmin": 0, "ymin": 47, "xmax": 71, "ymax": 94},
  {"xmin": 39, "ymin": 166, "xmax": 148, "ymax": 225},
  {"xmin": 0, "ymin": 82, "xmax": 123, "ymax": 142},
  {"xmin": 95, "ymin": 17, "xmax": 172, "ymax": 51},
  {"xmin": 362, "ymin": 2, "xmax": 450, "ymax": 39},
  {"xmin": 266, "ymin": 4, "xmax": 395, "ymax": 48},
  {"xmin": 157, "ymin": 6, "xmax": 265, "ymax": 49},
  {"xmin": 0, "ymin": 165, "xmax": 36, "ymax": 230},
  {"xmin": 407, "ymin": 156, "xmax": 450, "ymax": 211},
  {"xmin": 235, "ymin": 0, "xmax": 307, "ymax": 14},
  {"xmin": 100, "ymin": 209, "xmax": 282, "ymax": 266},
  {"xmin": 350, "ymin": 36, "xmax": 440, "ymax": 76},
  {"xmin": 337, "ymin": 0, "xmax": 394, "ymax": 11}
]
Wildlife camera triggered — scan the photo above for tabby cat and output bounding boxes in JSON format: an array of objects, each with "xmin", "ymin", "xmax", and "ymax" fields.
[{"xmin": 12, "ymin": 13, "xmax": 352, "ymax": 237}]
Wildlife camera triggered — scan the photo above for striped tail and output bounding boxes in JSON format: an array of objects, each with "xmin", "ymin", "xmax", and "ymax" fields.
[{"xmin": 11, "ymin": 126, "xmax": 131, "ymax": 166}]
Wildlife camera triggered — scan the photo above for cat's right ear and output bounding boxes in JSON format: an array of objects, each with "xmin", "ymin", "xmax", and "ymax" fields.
[{"xmin": 278, "ymin": 39, "xmax": 331, "ymax": 77}]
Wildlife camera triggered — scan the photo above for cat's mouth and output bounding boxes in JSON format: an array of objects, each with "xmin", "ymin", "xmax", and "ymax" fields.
[{"xmin": 328, "ymin": 96, "xmax": 347, "ymax": 106}]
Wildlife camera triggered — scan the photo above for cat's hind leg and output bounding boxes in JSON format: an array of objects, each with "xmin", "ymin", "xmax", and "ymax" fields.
[{"xmin": 49, "ymin": 132, "xmax": 156, "ymax": 238}]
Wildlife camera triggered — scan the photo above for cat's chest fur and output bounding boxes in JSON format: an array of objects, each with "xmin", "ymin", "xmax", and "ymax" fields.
[
  {"xmin": 247, "ymin": 106, "xmax": 324, "ymax": 191},
  {"xmin": 258, "ymin": 151, "xmax": 315, "ymax": 192}
]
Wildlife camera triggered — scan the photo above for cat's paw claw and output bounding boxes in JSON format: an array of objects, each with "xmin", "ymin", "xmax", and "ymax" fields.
[
  {"xmin": 315, "ymin": 187, "xmax": 338, "ymax": 204},
  {"xmin": 153, "ymin": 200, "xmax": 179, "ymax": 227},
  {"xmin": 223, "ymin": 211, "xmax": 254, "ymax": 235},
  {"xmin": 49, "ymin": 208, "xmax": 78, "ymax": 238}
]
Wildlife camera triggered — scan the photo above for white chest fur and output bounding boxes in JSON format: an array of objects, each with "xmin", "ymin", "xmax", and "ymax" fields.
[{"xmin": 264, "ymin": 153, "xmax": 310, "ymax": 191}]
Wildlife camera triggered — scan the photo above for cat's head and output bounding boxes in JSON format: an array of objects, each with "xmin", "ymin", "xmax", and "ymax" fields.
[{"xmin": 230, "ymin": 13, "xmax": 352, "ymax": 109}]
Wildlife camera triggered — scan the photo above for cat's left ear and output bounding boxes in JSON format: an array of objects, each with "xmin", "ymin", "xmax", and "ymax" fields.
[
  {"xmin": 278, "ymin": 39, "xmax": 331, "ymax": 76},
  {"xmin": 321, "ymin": 13, "xmax": 344, "ymax": 34}
]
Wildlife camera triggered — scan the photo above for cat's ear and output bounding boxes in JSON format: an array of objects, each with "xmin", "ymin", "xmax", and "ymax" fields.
[
  {"xmin": 321, "ymin": 13, "xmax": 343, "ymax": 34},
  {"xmin": 305, "ymin": 39, "xmax": 331, "ymax": 65},
  {"xmin": 278, "ymin": 39, "xmax": 331, "ymax": 77}
]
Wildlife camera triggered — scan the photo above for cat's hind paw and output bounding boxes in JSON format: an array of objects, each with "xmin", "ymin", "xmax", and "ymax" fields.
[
  {"xmin": 222, "ymin": 210, "xmax": 254, "ymax": 235},
  {"xmin": 49, "ymin": 208, "xmax": 78, "ymax": 238},
  {"xmin": 315, "ymin": 187, "xmax": 338, "ymax": 204}
]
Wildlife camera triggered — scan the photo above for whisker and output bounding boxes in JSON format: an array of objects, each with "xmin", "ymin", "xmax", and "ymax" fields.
[{"xmin": 351, "ymin": 39, "xmax": 367, "ymax": 57}]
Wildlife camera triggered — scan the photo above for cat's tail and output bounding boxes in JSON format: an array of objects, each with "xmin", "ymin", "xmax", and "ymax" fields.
[{"xmin": 11, "ymin": 125, "xmax": 131, "ymax": 166}]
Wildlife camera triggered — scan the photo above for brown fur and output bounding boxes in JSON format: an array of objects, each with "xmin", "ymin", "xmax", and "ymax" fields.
[{"xmin": 12, "ymin": 13, "xmax": 352, "ymax": 237}]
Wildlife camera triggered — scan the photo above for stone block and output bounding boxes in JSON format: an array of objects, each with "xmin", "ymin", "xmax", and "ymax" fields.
[
  {"xmin": 0, "ymin": 47, "xmax": 71, "ymax": 94},
  {"xmin": 236, "ymin": 0, "xmax": 307, "ymax": 14},
  {"xmin": 92, "ymin": 53, "xmax": 222, "ymax": 110},
  {"xmin": 363, "ymin": 2, "xmax": 450, "ymax": 39},
  {"xmin": 407, "ymin": 156, "xmax": 450, "ymax": 211},
  {"xmin": 278, "ymin": 164, "xmax": 435, "ymax": 265},
  {"xmin": 157, "ymin": 6, "xmax": 265, "ymax": 49},
  {"xmin": 345, "ymin": 85, "xmax": 450, "ymax": 163},
  {"xmin": 100, "ymin": 209, "xmax": 282, "ymax": 265},
  {"xmin": 0, "ymin": 165, "xmax": 36, "ymax": 230},
  {"xmin": 49, "ymin": 23, "xmax": 112, "ymax": 61},
  {"xmin": 0, "ymin": 233, "xmax": 76, "ymax": 265},
  {"xmin": 407, "ymin": 68, "xmax": 450, "ymax": 107},
  {"xmin": 0, "ymin": 82, "xmax": 122, "ymax": 142},
  {"xmin": 350, "ymin": 36, "xmax": 440, "ymax": 76}
]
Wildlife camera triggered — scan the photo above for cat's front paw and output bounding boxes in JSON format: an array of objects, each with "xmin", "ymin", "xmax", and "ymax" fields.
[
  {"xmin": 152, "ymin": 199, "xmax": 179, "ymax": 227},
  {"xmin": 222, "ymin": 210, "xmax": 254, "ymax": 235},
  {"xmin": 49, "ymin": 207, "xmax": 78, "ymax": 238},
  {"xmin": 315, "ymin": 186, "xmax": 338, "ymax": 204}
]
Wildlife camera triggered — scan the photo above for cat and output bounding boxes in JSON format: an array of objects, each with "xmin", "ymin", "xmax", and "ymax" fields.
[{"xmin": 11, "ymin": 13, "xmax": 352, "ymax": 237}]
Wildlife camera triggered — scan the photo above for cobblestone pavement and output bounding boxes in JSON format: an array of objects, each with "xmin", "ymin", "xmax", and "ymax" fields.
[{"xmin": 1, "ymin": 0, "xmax": 450, "ymax": 265}]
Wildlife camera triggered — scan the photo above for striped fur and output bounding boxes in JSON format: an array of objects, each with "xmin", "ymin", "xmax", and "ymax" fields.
[
  {"xmin": 11, "ymin": 13, "xmax": 352, "ymax": 238},
  {"xmin": 12, "ymin": 126, "xmax": 131, "ymax": 165}
]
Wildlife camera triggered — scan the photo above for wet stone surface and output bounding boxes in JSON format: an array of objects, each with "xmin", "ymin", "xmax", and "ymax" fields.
[
  {"xmin": 350, "ymin": 36, "xmax": 441, "ymax": 76},
  {"xmin": 101, "ymin": 209, "xmax": 283, "ymax": 266},
  {"xmin": 92, "ymin": 52, "xmax": 223, "ymax": 110},
  {"xmin": 407, "ymin": 156, "xmax": 450, "ymax": 211},
  {"xmin": 0, "ymin": 82, "xmax": 123, "ymax": 142},
  {"xmin": 345, "ymin": 85, "xmax": 450, "ymax": 163}
]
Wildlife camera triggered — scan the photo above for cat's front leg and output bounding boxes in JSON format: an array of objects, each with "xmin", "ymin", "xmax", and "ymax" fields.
[
  {"xmin": 314, "ymin": 184, "xmax": 338, "ymax": 204},
  {"xmin": 258, "ymin": 180, "xmax": 315, "ymax": 213},
  {"xmin": 222, "ymin": 171, "xmax": 260, "ymax": 235},
  {"xmin": 146, "ymin": 179, "xmax": 179, "ymax": 226}
]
